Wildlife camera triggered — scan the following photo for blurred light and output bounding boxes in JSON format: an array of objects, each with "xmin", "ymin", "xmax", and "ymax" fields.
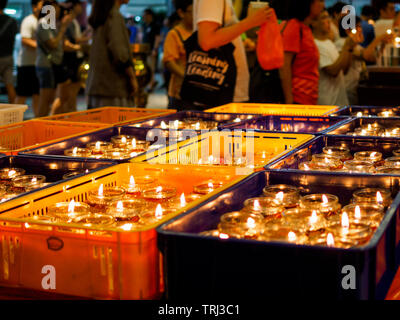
[
  {"xmin": 134, "ymin": 16, "xmax": 141, "ymax": 22},
  {"xmin": 4, "ymin": 9, "xmax": 17, "ymax": 15}
]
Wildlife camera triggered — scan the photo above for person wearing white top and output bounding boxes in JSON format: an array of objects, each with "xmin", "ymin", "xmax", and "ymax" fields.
[
  {"xmin": 193, "ymin": 0, "xmax": 273, "ymax": 104},
  {"xmin": 374, "ymin": 0, "xmax": 396, "ymax": 37},
  {"xmin": 15, "ymin": 0, "xmax": 43, "ymax": 116},
  {"xmin": 312, "ymin": 10, "xmax": 355, "ymax": 106}
]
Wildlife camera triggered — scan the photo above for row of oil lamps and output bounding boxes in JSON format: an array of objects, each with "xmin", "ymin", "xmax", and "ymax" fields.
[
  {"xmin": 349, "ymin": 122, "xmax": 400, "ymax": 137},
  {"xmin": 21, "ymin": 176, "xmax": 226, "ymax": 231},
  {"xmin": 299, "ymin": 145, "xmax": 400, "ymax": 174},
  {"xmin": 201, "ymin": 184, "xmax": 390, "ymax": 249}
]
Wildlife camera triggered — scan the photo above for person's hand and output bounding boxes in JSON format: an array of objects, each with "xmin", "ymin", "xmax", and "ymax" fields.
[
  {"xmin": 244, "ymin": 38, "xmax": 256, "ymax": 52},
  {"xmin": 246, "ymin": 7, "xmax": 275, "ymax": 29},
  {"xmin": 61, "ymin": 13, "xmax": 74, "ymax": 29},
  {"xmin": 344, "ymin": 36, "xmax": 357, "ymax": 51}
]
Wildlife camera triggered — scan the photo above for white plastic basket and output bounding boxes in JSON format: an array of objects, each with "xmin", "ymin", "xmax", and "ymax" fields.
[{"xmin": 0, "ymin": 104, "xmax": 28, "ymax": 125}]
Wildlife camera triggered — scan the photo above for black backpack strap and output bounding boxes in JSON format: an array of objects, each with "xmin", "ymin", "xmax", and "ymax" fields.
[{"xmin": 174, "ymin": 28, "xmax": 184, "ymax": 44}]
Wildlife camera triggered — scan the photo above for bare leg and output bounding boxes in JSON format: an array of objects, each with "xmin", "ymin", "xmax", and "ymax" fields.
[
  {"xmin": 5, "ymin": 84, "xmax": 16, "ymax": 104},
  {"xmin": 15, "ymin": 96, "xmax": 27, "ymax": 104},
  {"xmin": 37, "ymin": 88, "xmax": 56, "ymax": 117},
  {"xmin": 32, "ymin": 94, "xmax": 40, "ymax": 117},
  {"xmin": 52, "ymin": 81, "xmax": 71, "ymax": 115},
  {"xmin": 65, "ymin": 81, "xmax": 81, "ymax": 113}
]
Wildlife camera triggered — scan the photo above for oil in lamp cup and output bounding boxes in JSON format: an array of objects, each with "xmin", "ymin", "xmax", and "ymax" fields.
[
  {"xmin": 262, "ymin": 185, "xmax": 300, "ymax": 208},
  {"xmin": 253, "ymin": 151, "xmax": 274, "ymax": 166},
  {"xmin": 322, "ymin": 146, "xmax": 353, "ymax": 161},
  {"xmin": 72, "ymin": 214, "xmax": 115, "ymax": 227},
  {"xmin": 140, "ymin": 203, "xmax": 177, "ymax": 225},
  {"xmin": 376, "ymin": 165, "xmax": 400, "ymax": 174},
  {"xmin": 11, "ymin": 175, "xmax": 46, "ymax": 192},
  {"xmin": 193, "ymin": 181, "xmax": 224, "ymax": 195},
  {"xmin": 260, "ymin": 224, "xmax": 308, "ymax": 245},
  {"xmin": 122, "ymin": 175, "xmax": 156, "ymax": 198},
  {"xmin": 340, "ymin": 203, "xmax": 385, "ymax": 228},
  {"xmin": 385, "ymin": 156, "xmax": 400, "ymax": 167},
  {"xmin": 281, "ymin": 208, "xmax": 327, "ymax": 234},
  {"xmin": 384, "ymin": 127, "xmax": 400, "ymax": 138},
  {"xmin": 47, "ymin": 201, "xmax": 91, "ymax": 223},
  {"xmin": 308, "ymin": 155, "xmax": 343, "ymax": 171},
  {"xmin": 166, "ymin": 193, "xmax": 202, "ymax": 210},
  {"xmin": 0, "ymin": 167, "xmax": 26, "ymax": 184},
  {"xmin": 103, "ymin": 149, "xmax": 131, "ymax": 160},
  {"xmin": 343, "ymin": 160, "xmax": 376, "ymax": 173},
  {"xmin": 307, "ymin": 233, "xmax": 356, "ymax": 248},
  {"xmin": 326, "ymin": 219, "xmax": 373, "ymax": 245},
  {"xmin": 110, "ymin": 135, "xmax": 135, "ymax": 148},
  {"xmin": 86, "ymin": 141, "xmax": 113, "ymax": 155},
  {"xmin": 354, "ymin": 151, "xmax": 383, "ymax": 166},
  {"xmin": 352, "ymin": 188, "xmax": 392, "ymax": 208},
  {"xmin": 353, "ymin": 126, "xmax": 385, "ymax": 137},
  {"xmin": 106, "ymin": 199, "xmax": 144, "ymax": 223},
  {"xmin": 142, "ymin": 185, "xmax": 177, "ymax": 202},
  {"xmin": 218, "ymin": 211, "xmax": 264, "ymax": 240},
  {"xmin": 86, "ymin": 185, "xmax": 126, "ymax": 213},
  {"xmin": 64, "ymin": 147, "xmax": 90, "ymax": 157},
  {"xmin": 299, "ymin": 194, "xmax": 341, "ymax": 217},
  {"xmin": 242, "ymin": 197, "xmax": 284, "ymax": 221}
]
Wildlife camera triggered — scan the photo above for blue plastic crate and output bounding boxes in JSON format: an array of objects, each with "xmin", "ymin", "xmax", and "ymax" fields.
[
  {"xmin": 19, "ymin": 126, "xmax": 171, "ymax": 163},
  {"xmin": 326, "ymin": 117, "xmax": 400, "ymax": 138},
  {"xmin": 0, "ymin": 154, "xmax": 114, "ymax": 205},
  {"xmin": 157, "ymin": 170, "xmax": 400, "ymax": 300},
  {"xmin": 220, "ymin": 115, "xmax": 353, "ymax": 134},
  {"xmin": 332, "ymin": 106, "xmax": 400, "ymax": 118}
]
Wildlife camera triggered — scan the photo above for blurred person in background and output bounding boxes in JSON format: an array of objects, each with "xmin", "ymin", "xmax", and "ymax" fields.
[
  {"xmin": 336, "ymin": 15, "xmax": 393, "ymax": 105},
  {"xmin": 0, "ymin": 0, "xmax": 18, "ymax": 103},
  {"xmin": 15, "ymin": 0, "xmax": 43, "ymax": 115},
  {"xmin": 279, "ymin": 0, "xmax": 324, "ymax": 105},
  {"xmin": 163, "ymin": 0, "xmax": 192, "ymax": 110},
  {"xmin": 127, "ymin": 16, "xmax": 138, "ymax": 44},
  {"xmin": 86, "ymin": 0, "xmax": 138, "ymax": 109},
  {"xmin": 142, "ymin": 8, "xmax": 162, "ymax": 92},
  {"xmin": 36, "ymin": 0, "xmax": 73, "ymax": 117},
  {"xmin": 51, "ymin": 0, "xmax": 89, "ymax": 114},
  {"xmin": 374, "ymin": 0, "xmax": 396, "ymax": 37},
  {"xmin": 360, "ymin": 5, "xmax": 376, "ymax": 48},
  {"xmin": 327, "ymin": 1, "xmax": 348, "ymax": 42},
  {"xmin": 312, "ymin": 9, "xmax": 354, "ymax": 106}
]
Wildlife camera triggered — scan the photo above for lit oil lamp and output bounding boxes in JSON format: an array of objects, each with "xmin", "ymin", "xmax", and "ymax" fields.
[
  {"xmin": 322, "ymin": 146, "xmax": 353, "ymax": 161},
  {"xmin": 72, "ymin": 213, "xmax": 114, "ymax": 227},
  {"xmin": 263, "ymin": 185, "xmax": 300, "ymax": 209},
  {"xmin": 299, "ymin": 194, "xmax": 341, "ymax": 217},
  {"xmin": 299, "ymin": 156, "xmax": 343, "ymax": 172},
  {"xmin": 11, "ymin": 175, "xmax": 46, "ymax": 192},
  {"xmin": 86, "ymin": 141, "xmax": 113, "ymax": 155},
  {"xmin": 0, "ymin": 167, "xmax": 25, "ymax": 184},
  {"xmin": 48, "ymin": 199, "xmax": 91, "ymax": 223},
  {"xmin": 142, "ymin": 185, "xmax": 177, "ymax": 202},
  {"xmin": 378, "ymin": 110, "xmax": 396, "ymax": 117},
  {"xmin": 354, "ymin": 151, "xmax": 384, "ymax": 167},
  {"xmin": 253, "ymin": 151, "xmax": 274, "ymax": 166},
  {"xmin": 281, "ymin": 208, "xmax": 326, "ymax": 235},
  {"xmin": 340, "ymin": 203, "xmax": 384, "ymax": 228},
  {"xmin": 103, "ymin": 149, "xmax": 131, "ymax": 160},
  {"xmin": 308, "ymin": 232, "xmax": 355, "ymax": 248},
  {"xmin": 384, "ymin": 156, "xmax": 400, "ymax": 167},
  {"xmin": 342, "ymin": 160, "xmax": 375, "ymax": 173},
  {"xmin": 393, "ymin": 149, "xmax": 400, "ymax": 157},
  {"xmin": 64, "ymin": 147, "xmax": 90, "ymax": 157},
  {"xmin": 242, "ymin": 197, "xmax": 284, "ymax": 221},
  {"xmin": 352, "ymin": 188, "xmax": 392, "ymax": 207},
  {"xmin": 62, "ymin": 169, "xmax": 89, "ymax": 180},
  {"xmin": 376, "ymin": 165, "xmax": 400, "ymax": 174},
  {"xmin": 166, "ymin": 192, "xmax": 202, "ymax": 210},
  {"xmin": 140, "ymin": 203, "xmax": 176, "ymax": 225},
  {"xmin": 86, "ymin": 184, "xmax": 126, "ymax": 212},
  {"xmin": 106, "ymin": 199, "xmax": 144, "ymax": 223},
  {"xmin": 261, "ymin": 223, "xmax": 307, "ymax": 245},
  {"xmin": 218, "ymin": 211, "xmax": 264, "ymax": 240},
  {"xmin": 193, "ymin": 180, "xmax": 224, "ymax": 195}
]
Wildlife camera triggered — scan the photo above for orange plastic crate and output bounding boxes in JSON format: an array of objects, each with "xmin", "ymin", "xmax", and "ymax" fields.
[
  {"xmin": 0, "ymin": 120, "xmax": 107, "ymax": 155},
  {"xmin": 0, "ymin": 162, "xmax": 247, "ymax": 299},
  {"xmin": 40, "ymin": 107, "xmax": 176, "ymax": 126},
  {"xmin": 206, "ymin": 103, "xmax": 340, "ymax": 116}
]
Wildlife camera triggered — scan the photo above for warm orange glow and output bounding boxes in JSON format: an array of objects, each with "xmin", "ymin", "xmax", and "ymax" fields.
[
  {"xmin": 161, "ymin": 121, "xmax": 167, "ymax": 129},
  {"xmin": 303, "ymin": 163, "xmax": 310, "ymax": 171},
  {"xmin": 310, "ymin": 210, "xmax": 318, "ymax": 224},
  {"xmin": 31, "ymin": 177, "xmax": 37, "ymax": 184},
  {"xmin": 180, "ymin": 193, "xmax": 186, "ymax": 207},
  {"xmin": 322, "ymin": 194, "xmax": 328, "ymax": 205},
  {"xmin": 276, "ymin": 191, "xmax": 284, "ymax": 202},
  {"xmin": 254, "ymin": 199, "xmax": 261, "ymax": 211},
  {"xmin": 72, "ymin": 147, "xmax": 78, "ymax": 155},
  {"xmin": 131, "ymin": 138, "xmax": 137, "ymax": 148},
  {"xmin": 341, "ymin": 212, "xmax": 350, "ymax": 229},
  {"xmin": 98, "ymin": 184, "xmax": 104, "ymax": 197},
  {"xmin": 355, "ymin": 205, "xmax": 361, "ymax": 220},
  {"xmin": 95, "ymin": 141, "xmax": 101, "ymax": 149},
  {"xmin": 129, "ymin": 176, "xmax": 135, "ymax": 187},
  {"xmin": 68, "ymin": 200, "xmax": 75, "ymax": 213},
  {"xmin": 155, "ymin": 204, "xmax": 163, "ymax": 219},
  {"xmin": 8, "ymin": 170, "xmax": 16, "ymax": 177},
  {"xmin": 247, "ymin": 217, "xmax": 256, "ymax": 229},
  {"xmin": 327, "ymin": 233, "xmax": 335, "ymax": 246},
  {"xmin": 371, "ymin": 152, "xmax": 377, "ymax": 158},
  {"xmin": 174, "ymin": 120, "xmax": 179, "ymax": 128},
  {"xmin": 120, "ymin": 223, "xmax": 133, "ymax": 231},
  {"xmin": 121, "ymin": 136, "xmax": 127, "ymax": 144},
  {"xmin": 219, "ymin": 233, "xmax": 229, "ymax": 239},
  {"xmin": 288, "ymin": 232, "xmax": 297, "ymax": 242},
  {"xmin": 156, "ymin": 186, "xmax": 162, "ymax": 193},
  {"xmin": 376, "ymin": 191, "xmax": 383, "ymax": 204},
  {"xmin": 208, "ymin": 182, "xmax": 214, "ymax": 189},
  {"xmin": 116, "ymin": 201, "xmax": 124, "ymax": 212}
]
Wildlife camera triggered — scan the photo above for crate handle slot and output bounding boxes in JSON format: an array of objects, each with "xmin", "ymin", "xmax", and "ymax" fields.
[{"xmin": 47, "ymin": 237, "xmax": 64, "ymax": 251}]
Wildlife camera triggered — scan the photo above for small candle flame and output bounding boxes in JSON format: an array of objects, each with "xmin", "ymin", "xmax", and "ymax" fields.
[
  {"xmin": 129, "ymin": 176, "xmax": 135, "ymax": 187},
  {"xmin": 195, "ymin": 122, "xmax": 201, "ymax": 130},
  {"xmin": 198, "ymin": 159, "xmax": 203, "ymax": 165},
  {"xmin": 387, "ymin": 29, "xmax": 393, "ymax": 35},
  {"xmin": 303, "ymin": 163, "xmax": 310, "ymax": 171},
  {"xmin": 8, "ymin": 170, "xmax": 16, "ymax": 178},
  {"xmin": 131, "ymin": 138, "xmax": 137, "ymax": 149},
  {"xmin": 120, "ymin": 223, "xmax": 133, "ymax": 231},
  {"xmin": 370, "ymin": 152, "xmax": 377, "ymax": 158},
  {"xmin": 376, "ymin": 191, "xmax": 383, "ymax": 205},
  {"xmin": 351, "ymin": 29, "xmax": 357, "ymax": 34},
  {"xmin": 121, "ymin": 136, "xmax": 127, "ymax": 144},
  {"xmin": 219, "ymin": 233, "xmax": 229, "ymax": 239},
  {"xmin": 341, "ymin": 212, "xmax": 350, "ymax": 229},
  {"xmin": 155, "ymin": 204, "xmax": 163, "ymax": 219},
  {"xmin": 322, "ymin": 195, "xmax": 328, "ymax": 205},
  {"xmin": 247, "ymin": 217, "xmax": 256, "ymax": 229},
  {"xmin": 356, "ymin": 112, "xmax": 363, "ymax": 117},
  {"xmin": 95, "ymin": 141, "xmax": 101, "ymax": 149},
  {"xmin": 173, "ymin": 120, "xmax": 179, "ymax": 129},
  {"xmin": 355, "ymin": 205, "xmax": 361, "ymax": 220},
  {"xmin": 156, "ymin": 186, "xmax": 162, "ymax": 193},
  {"xmin": 208, "ymin": 155, "xmax": 214, "ymax": 164},
  {"xmin": 310, "ymin": 210, "xmax": 318, "ymax": 224},
  {"xmin": 208, "ymin": 182, "xmax": 214, "ymax": 189},
  {"xmin": 161, "ymin": 121, "xmax": 167, "ymax": 129},
  {"xmin": 72, "ymin": 147, "xmax": 78, "ymax": 155},
  {"xmin": 288, "ymin": 232, "xmax": 297, "ymax": 242},
  {"xmin": 276, "ymin": 191, "xmax": 284, "ymax": 202},
  {"xmin": 327, "ymin": 233, "xmax": 335, "ymax": 247},
  {"xmin": 234, "ymin": 117, "xmax": 241, "ymax": 123},
  {"xmin": 254, "ymin": 199, "xmax": 261, "ymax": 211},
  {"xmin": 98, "ymin": 184, "xmax": 104, "ymax": 197},
  {"xmin": 31, "ymin": 177, "xmax": 37, "ymax": 184},
  {"xmin": 68, "ymin": 200, "xmax": 75, "ymax": 213},
  {"xmin": 180, "ymin": 193, "xmax": 186, "ymax": 207},
  {"xmin": 262, "ymin": 151, "xmax": 266, "ymax": 159},
  {"xmin": 367, "ymin": 124, "xmax": 372, "ymax": 130},
  {"xmin": 116, "ymin": 201, "xmax": 124, "ymax": 212}
]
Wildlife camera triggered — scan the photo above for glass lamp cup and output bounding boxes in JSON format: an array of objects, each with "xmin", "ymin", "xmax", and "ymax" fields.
[
  {"xmin": 378, "ymin": 110, "xmax": 397, "ymax": 117},
  {"xmin": 0, "ymin": 167, "xmax": 26, "ymax": 184},
  {"xmin": 327, "ymin": 220, "xmax": 373, "ymax": 245},
  {"xmin": 281, "ymin": 208, "xmax": 327, "ymax": 234},
  {"xmin": 72, "ymin": 213, "xmax": 115, "ymax": 227},
  {"xmin": 385, "ymin": 156, "xmax": 400, "ymax": 167},
  {"xmin": 376, "ymin": 165, "xmax": 400, "ymax": 174},
  {"xmin": 304, "ymin": 156, "xmax": 343, "ymax": 171},
  {"xmin": 299, "ymin": 194, "xmax": 341, "ymax": 217},
  {"xmin": 86, "ymin": 141, "xmax": 113, "ymax": 154},
  {"xmin": 354, "ymin": 151, "xmax": 383, "ymax": 166},
  {"xmin": 342, "ymin": 160, "xmax": 376, "ymax": 173},
  {"xmin": 86, "ymin": 186, "xmax": 126, "ymax": 213},
  {"xmin": 11, "ymin": 175, "xmax": 46, "ymax": 192},
  {"xmin": 260, "ymin": 225, "xmax": 307, "ymax": 245},
  {"xmin": 62, "ymin": 170, "xmax": 89, "ymax": 180},
  {"xmin": 307, "ymin": 232, "xmax": 356, "ymax": 248},
  {"xmin": 352, "ymin": 188, "xmax": 392, "ymax": 207},
  {"xmin": 48, "ymin": 201, "xmax": 91, "ymax": 223},
  {"xmin": 142, "ymin": 185, "xmax": 177, "ymax": 202},
  {"xmin": 322, "ymin": 146, "xmax": 353, "ymax": 161},
  {"xmin": 248, "ymin": 1, "xmax": 269, "ymax": 16},
  {"xmin": 106, "ymin": 199, "xmax": 145, "ymax": 223},
  {"xmin": 384, "ymin": 127, "xmax": 400, "ymax": 138},
  {"xmin": 263, "ymin": 184, "xmax": 300, "ymax": 208},
  {"xmin": 103, "ymin": 149, "xmax": 131, "ymax": 160},
  {"xmin": 242, "ymin": 197, "xmax": 284, "ymax": 221},
  {"xmin": 139, "ymin": 203, "xmax": 177, "ymax": 225},
  {"xmin": 218, "ymin": 211, "xmax": 264, "ymax": 240},
  {"xmin": 193, "ymin": 181, "xmax": 224, "ymax": 195},
  {"xmin": 353, "ymin": 127, "xmax": 385, "ymax": 136},
  {"xmin": 352, "ymin": 111, "xmax": 369, "ymax": 117},
  {"xmin": 393, "ymin": 149, "xmax": 400, "ymax": 157},
  {"xmin": 64, "ymin": 147, "xmax": 91, "ymax": 157},
  {"xmin": 339, "ymin": 203, "xmax": 385, "ymax": 228}
]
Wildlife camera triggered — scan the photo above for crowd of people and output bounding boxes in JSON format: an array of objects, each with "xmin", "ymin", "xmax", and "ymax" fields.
[{"xmin": 0, "ymin": 0, "xmax": 399, "ymax": 115}]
